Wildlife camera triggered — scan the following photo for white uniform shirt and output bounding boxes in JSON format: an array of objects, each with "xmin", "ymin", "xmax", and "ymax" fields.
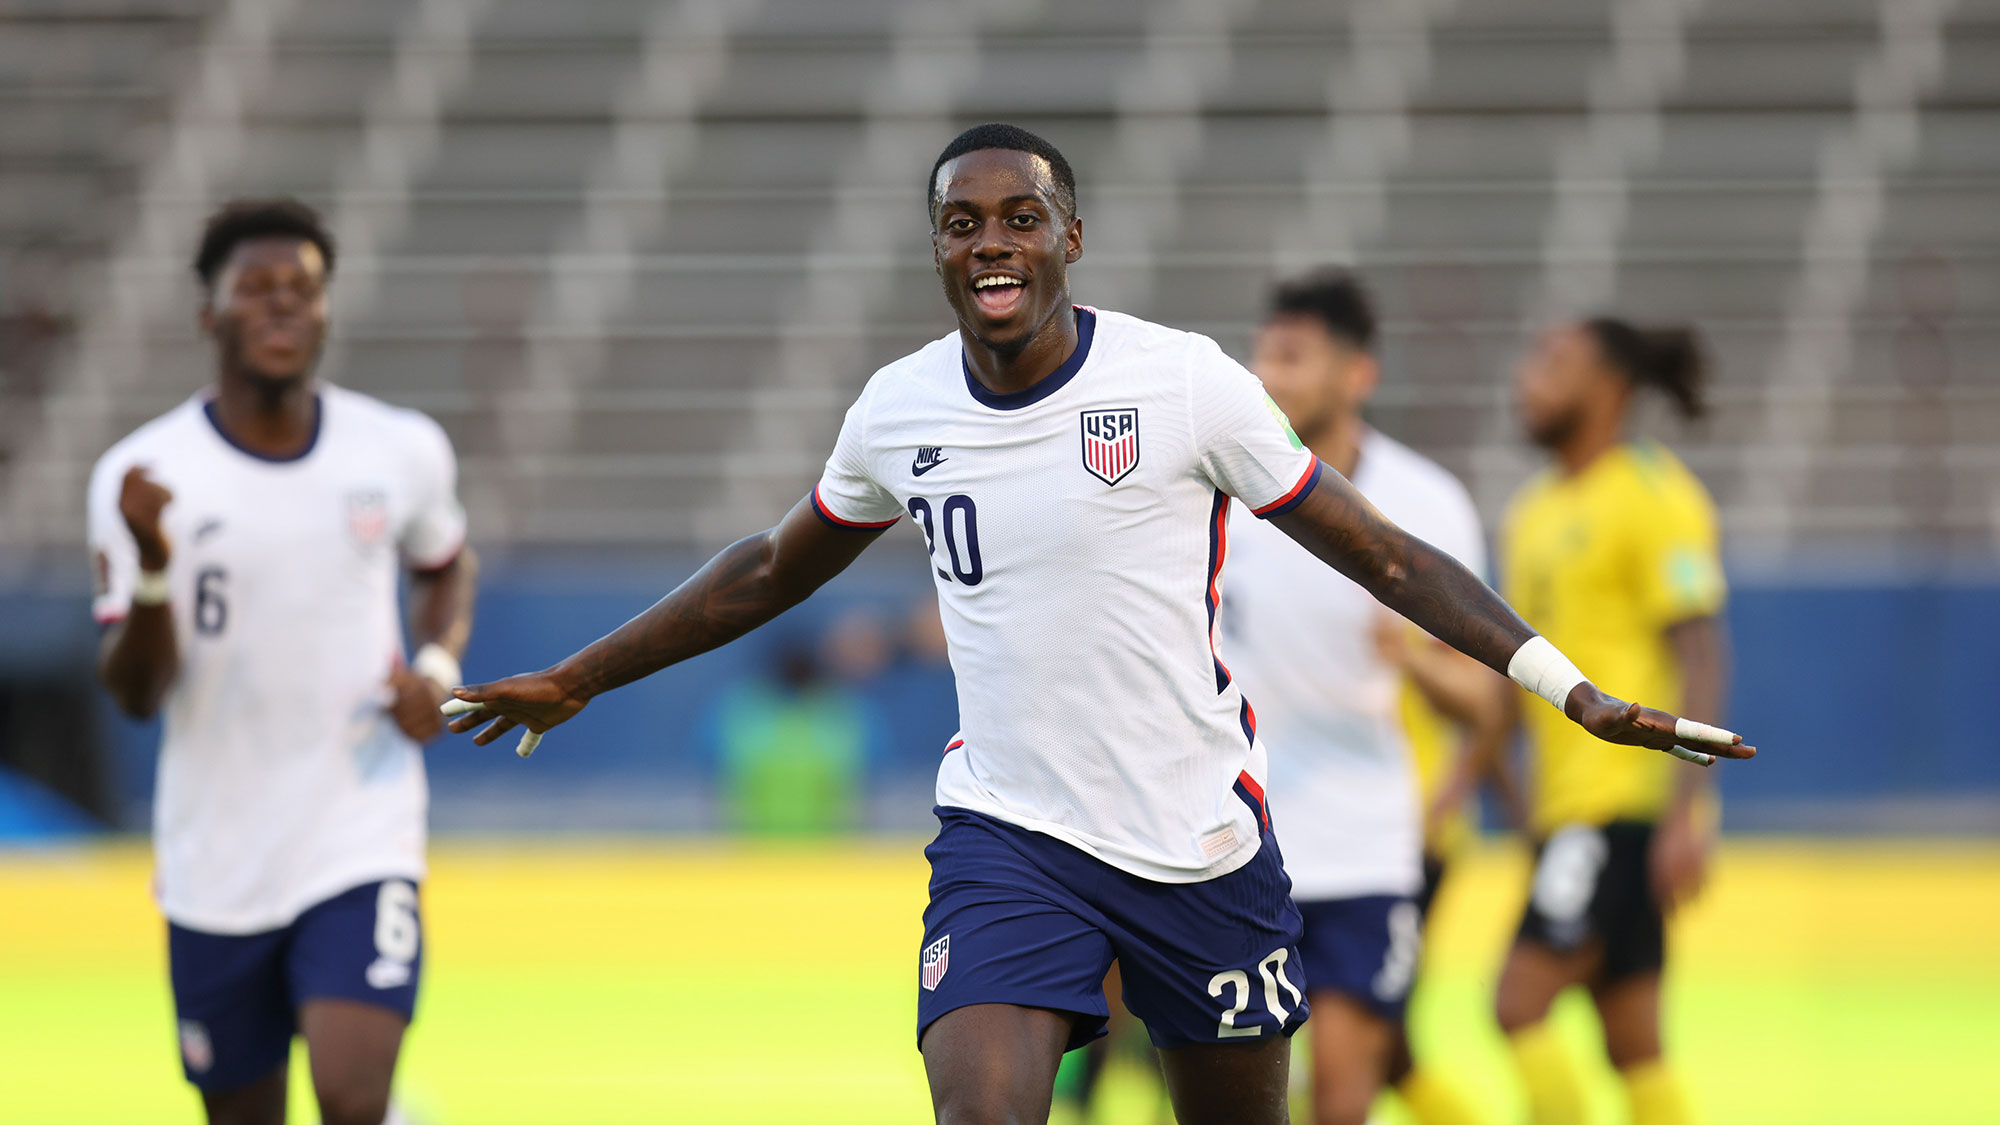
[
  {"xmin": 1222, "ymin": 429, "xmax": 1486, "ymax": 900},
  {"xmin": 87, "ymin": 385, "xmax": 466, "ymax": 933},
  {"xmin": 814, "ymin": 308, "xmax": 1320, "ymax": 883}
]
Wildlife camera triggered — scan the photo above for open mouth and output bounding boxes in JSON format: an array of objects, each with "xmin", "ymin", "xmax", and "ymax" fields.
[
  {"xmin": 970, "ymin": 273, "xmax": 1026, "ymax": 318},
  {"xmin": 255, "ymin": 323, "xmax": 309, "ymax": 353}
]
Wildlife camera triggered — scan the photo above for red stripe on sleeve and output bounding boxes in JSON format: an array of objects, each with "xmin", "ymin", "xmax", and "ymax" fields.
[
  {"xmin": 1250, "ymin": 459, "xmax": 1322, "ymax": 517},
  {"xmin": 811, "ymin": 485, "xmax": 900, "ymax": 530}
]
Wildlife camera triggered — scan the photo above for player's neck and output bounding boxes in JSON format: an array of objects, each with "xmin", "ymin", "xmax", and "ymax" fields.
[
  {"xmin": 212, "ymin": 370, "xmax": 319, "ymax": 459},
  {"xmin": 960, "ymin": 304, "xmax": 1079, "ymax": 397},
  {"xmin": 1553, "ymin": 419, "xmax": 1624, "ymax": 477},
  {"xmin": 1303, "ymin": 413, "xmax": 1366, "ymax": 479}
]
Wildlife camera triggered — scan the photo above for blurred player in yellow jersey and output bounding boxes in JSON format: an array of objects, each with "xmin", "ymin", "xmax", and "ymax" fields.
[{"xmin": 1494, "ymin": 317, "xmax": 1729, "ymax": 1125}]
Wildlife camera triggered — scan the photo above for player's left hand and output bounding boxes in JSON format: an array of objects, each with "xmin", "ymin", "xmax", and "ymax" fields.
[
  {"xmin": 1565, "ymin": 684, "xmax": 1757, "ymax": 762},
  {"xmin": 1649, "ymin": 802, "xmax": 1714, "ymax": 913},
  {"xmin": 386, "ymin": 665, "xmax": 451, "ymax": 743}
]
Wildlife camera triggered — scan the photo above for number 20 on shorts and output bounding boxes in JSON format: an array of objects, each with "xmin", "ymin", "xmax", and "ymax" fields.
[{"xmin": 1208, "ymin": 947, "xmax": 1304, "ymax": 1038}]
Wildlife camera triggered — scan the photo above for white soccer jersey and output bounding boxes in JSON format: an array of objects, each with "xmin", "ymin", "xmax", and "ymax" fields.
[
  {"xmin": 1221, "ymin": 429, "xmax": 1486, "ymax": 900},
  {"xmin": 87, "ymin": 385, "xmax": 466, "ymax": 934},
  {"xmin": 814, "ymin": 307, "xmax": 1320, "ymax": 883}
]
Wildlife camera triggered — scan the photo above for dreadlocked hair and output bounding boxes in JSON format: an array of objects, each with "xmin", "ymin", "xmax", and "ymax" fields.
[{"xmin": 1583, "ymin": 316, "xmax": 1709, "ymax": 420}]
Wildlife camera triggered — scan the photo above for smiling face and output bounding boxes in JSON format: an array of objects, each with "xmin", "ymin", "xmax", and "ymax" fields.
[
  {"xmin": 931, "ymin": 148, "xmax": 1083, "ymax": 356},
  {"xmin": 200, "ymin": 235, "xmax": 329, "ymax": 385}
]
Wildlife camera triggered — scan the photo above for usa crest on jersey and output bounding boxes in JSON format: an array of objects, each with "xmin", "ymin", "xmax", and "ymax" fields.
[
  {"xmin": 921, "ymin": 934, "xmax": 950, "ymax": 991},
  {"xmin": 346, "ymin": 489, "xmax": 388, "ymax": 550},
  {"xmin": 1080, "ymin": 408, "xmax": 1140, "ymax": 485}
]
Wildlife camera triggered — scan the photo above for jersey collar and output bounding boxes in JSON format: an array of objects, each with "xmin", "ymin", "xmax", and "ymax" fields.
[
  {"xmin": 960, "ymin": 306, "xmax": 1097, "ymax": 411},
  {"xmin": 203, "ymin": 392, "xmax": 323, "ymax": 464}
]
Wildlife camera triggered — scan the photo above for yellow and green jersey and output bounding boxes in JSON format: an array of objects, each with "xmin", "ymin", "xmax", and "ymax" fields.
[{"xmin": 1502, "ymin": 442, "xmax": 1725, "ymax": 832}]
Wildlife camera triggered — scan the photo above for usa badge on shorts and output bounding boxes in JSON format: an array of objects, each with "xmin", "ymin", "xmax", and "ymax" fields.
[
  {"xmin": 179, "ymin": 1019, "xmax": 213, "ymax": 1074},
  {"xmin": 921, "ymin": 934, "xmax": 950, "ymax": 991},
  {"xmin": 1080, "ymin": 407, "xmax": 1140, "ymax": 485}
]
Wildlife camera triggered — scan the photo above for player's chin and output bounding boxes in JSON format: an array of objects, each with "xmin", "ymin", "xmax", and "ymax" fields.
[
  {"xmin": 961, "ymin": 295, "xmax": 1053, "ymax": 351},
  {"xmin": 243, "ymin": 352, "xmax": 315, "ymax": 384}
]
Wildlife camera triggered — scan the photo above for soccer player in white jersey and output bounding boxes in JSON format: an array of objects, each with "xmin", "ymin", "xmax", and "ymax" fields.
[
  {"xmin": 1224, "ymin": 270, "xmax": 1498, "ymax": 1125},
  {"xmin": 442, "ymin": 125, "xmax": 1750, "ymax": 1125},
  {"xmin": 89, "ymin": 199, "xmax": 475, "ymax": 1125}
]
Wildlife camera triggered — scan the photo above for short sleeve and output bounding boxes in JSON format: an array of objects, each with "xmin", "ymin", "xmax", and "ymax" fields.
[
  {"xmin": 86, "ymin": 452, "xmax": 139, "ymax": 625},
  {"xmin": 1186, "ymin": 336, "xmax": 1321, "ymax": 517},
  {"xmin": 810, "ymin": 391, "xmax": 903, "ymax": 530},
  {"xmin": 1631, "ymin": 470, "xmax": 1726, "ymax": 626},
  {"xmin": 400, "ymin": 413, "xmax": 468, "ymax": 571}
]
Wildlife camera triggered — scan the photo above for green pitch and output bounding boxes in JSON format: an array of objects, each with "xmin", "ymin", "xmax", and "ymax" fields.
[{"xmin": 4, "ymin": 839, "xmax": 1995, "ymax": 1123}]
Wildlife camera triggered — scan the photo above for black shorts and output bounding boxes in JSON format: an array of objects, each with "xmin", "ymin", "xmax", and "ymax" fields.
[
  {"xmin": 1515, "ymin": 820, "xmax": 1663, "ymax": 985},
  {"xmin": 1415, "ymin": 851, "xmax": 1448, "ymax": 921}
]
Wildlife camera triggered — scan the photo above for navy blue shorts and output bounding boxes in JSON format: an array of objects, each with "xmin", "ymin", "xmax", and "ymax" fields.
[
  {"xmin": 168, "ymin": 879, "xmax": 422, "ymax": 1091},
  {"xmin": 917, "ymin": 806, "xmax": 1309, "ymax": 1052},
  {"xmin": 1294, "ymin": 894, "xmax": 1425, "ymax": 1023}
]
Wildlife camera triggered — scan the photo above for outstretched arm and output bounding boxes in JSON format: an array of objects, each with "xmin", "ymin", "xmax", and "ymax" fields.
[
  {"xmin": 444, "ymin": 495, "xmax": 884, "ymax": 750},
  {"xmin": 1270, "ymin": 464, "xmax": 1753, "ymax": 762}
]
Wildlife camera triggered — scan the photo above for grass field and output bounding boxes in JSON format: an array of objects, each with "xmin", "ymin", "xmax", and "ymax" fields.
[{"xmin": 3, "ymin": 837, "xmax": 1997, "ymax": 1123}]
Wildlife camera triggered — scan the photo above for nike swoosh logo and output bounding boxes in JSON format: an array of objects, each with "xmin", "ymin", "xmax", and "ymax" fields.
[{"xmin": 912, "ymin": 457, "xmax": 948, "ymax": 476}]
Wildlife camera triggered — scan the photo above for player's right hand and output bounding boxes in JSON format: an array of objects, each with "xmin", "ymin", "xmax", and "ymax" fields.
[
  {"xmin": 441, "ymin": 671, "xmax": 587, "ymax": 751},
  {"xmin": 118, "ymin": 465, "xmax": 174, "ymax": 569}
]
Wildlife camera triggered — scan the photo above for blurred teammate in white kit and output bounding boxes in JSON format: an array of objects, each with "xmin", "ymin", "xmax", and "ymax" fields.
[
  {"xmin": 1225, "ymin": 269, "xmax": 1500, "ymax": 1125},
  {"xmin": 89, "ymin": 198, "xmax": 476, "ymax": 1125}
]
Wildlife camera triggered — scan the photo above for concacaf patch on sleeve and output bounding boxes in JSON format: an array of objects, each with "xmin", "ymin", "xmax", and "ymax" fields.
[{"xmin": 1263, "ymin": 394, "xmax": 1304, "ymax": 451}]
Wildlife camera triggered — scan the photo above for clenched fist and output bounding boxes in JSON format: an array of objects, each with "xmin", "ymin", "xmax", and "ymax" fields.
[
  {"xmin": 119, "ymin": 466, "xmax": 175, "ymax": 570},
  {"xmin": 386, "ymin": 664, "xmax": 451, "ymax": 743}
]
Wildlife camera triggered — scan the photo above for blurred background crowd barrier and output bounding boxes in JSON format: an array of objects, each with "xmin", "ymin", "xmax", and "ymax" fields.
[{"xmin": 0, "ymin": 0, "xmax": 1995, "ymax": 838}]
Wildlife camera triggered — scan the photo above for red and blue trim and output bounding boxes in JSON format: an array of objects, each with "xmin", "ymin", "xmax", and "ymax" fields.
[
  {"xmin": 1204, "ymin": 490, "xmax": 1263, "ymax": 751},
  {"xmin": 810, "ymin": 485, "xmax": 900, "ymax": 531},
  {"xmin": 1250, "ymin": 458, "xmax": 1323, "ymax": 519},
  {"xmin": 1204, "ymin": 491, "xmax": 1233, "ymax": 694},
  {"xmin": 943, "ymin": 738, "xmax": 964, "ymax": 756},
  {"xmin": 1233, "ymin": 770, "xmax": 1270, "ymax": 833}
]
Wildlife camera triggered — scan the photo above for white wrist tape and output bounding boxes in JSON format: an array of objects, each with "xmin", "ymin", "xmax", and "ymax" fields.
[
  {"xmin": 1508, "ymin": 635, "xmax": 1588, "ymax": 714},
  {"xmin": 132, "ymin": 569, "xmax": 171, "ymax": 607},
  {"xmin": 413, "ymin": 643, "xmax": 462, "ymax": 692}
]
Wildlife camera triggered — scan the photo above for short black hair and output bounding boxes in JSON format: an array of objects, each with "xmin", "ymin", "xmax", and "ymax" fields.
[
  {"xmin": 194, "ymin": 197, "xmax": 336, "ymax": 287},
  {"xmin": 928, "ymin": 123, "xmax": 1077, "ymax": 224},
  {"xmin": 1267, "ymin": 267, "xmax": 1377, "ymax": 353}
]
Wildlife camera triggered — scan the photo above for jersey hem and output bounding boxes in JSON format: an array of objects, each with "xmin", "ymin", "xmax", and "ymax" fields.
[
  {"xmin": 157, "ymin": 860, "xmax": 427, "ymax": 936},
  {"xmin": 1288, "ymin": 871, "xmax": 1426, "ymax": 902},
  {"xmin": 933, "ymin": 800, "xmax": 1261, "ymax": 885}
]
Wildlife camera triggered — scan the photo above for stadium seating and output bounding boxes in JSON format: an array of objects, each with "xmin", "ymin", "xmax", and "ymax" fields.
[{"xmin": 2, "ymin": 0, "xmax": 1995, "ymax": 555}]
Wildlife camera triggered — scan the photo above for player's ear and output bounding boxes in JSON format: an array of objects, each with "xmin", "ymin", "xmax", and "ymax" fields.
[
  {"xmin": 1064, "ymin": 215, "xmax": 1083, "ymax": 264},
  {"xmin": 197, "ymin": 288, "xmax": 218, "ymax": 338},
  {"xmin": 1355, "ymin": 352, "xmax": 1381, "ymax": 400}
]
